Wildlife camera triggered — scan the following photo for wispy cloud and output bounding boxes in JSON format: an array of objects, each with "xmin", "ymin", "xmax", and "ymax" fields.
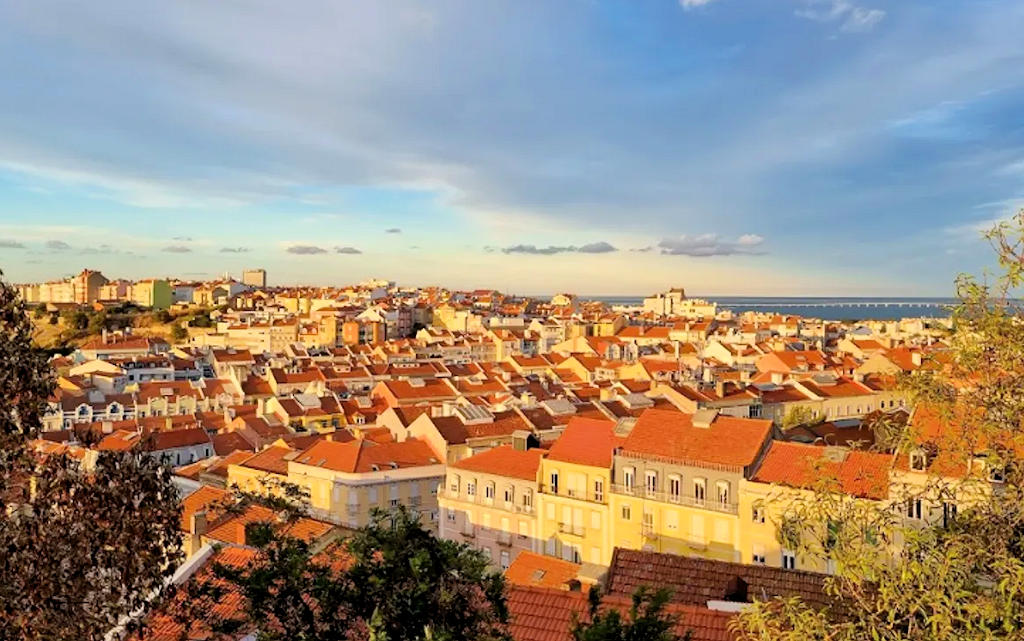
[
  {"xmin": 335, "ymin": 246, "xmax": 362, "ymax": 254},
  {"xmin": 162, "ymin": 245, "xmax": 192, "ymax": 253},
  {"xmin": 795, "ymin": 0, "xmax": 885, "ymax": 33},
  {"xmin": 679, "ymin": 0, "xmax": 718, "ymax": 9},
  {"xmin": 220, "ymin": 247, "xmax": 250, "ymax": 253},
  {"xmin": 286, "ymin": 245, "xmax": 328, "ymax": 255},
  {"xmin": 45, "ymin": 240, "xmax": 71, "ymax": 250},
  {"xmin": 658, "ymin": 233, "xmax": 766, "ymax": 256},
  {"xmin": 502, "ymin": 242, "xmax": 618, "ymax": 255},
  {"xmin": 172, "ymin": 236, "xmax": 193, "ymax": 242},
  {"xmin": 0, "ymin": 240, "xmax": 26, "ymax": 249},
  {"xmin": 385, "ymin": 228, "xmax": 402, "ymax": 234}
]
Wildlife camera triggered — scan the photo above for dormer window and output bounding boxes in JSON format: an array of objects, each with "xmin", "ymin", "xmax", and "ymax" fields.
[{"xmin": 909, "ymin": 450, "xmax": 927, "ymax": 472}]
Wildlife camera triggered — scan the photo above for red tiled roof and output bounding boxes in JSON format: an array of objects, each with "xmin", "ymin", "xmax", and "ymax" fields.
[
  {"xmin": 621, "ymin": 409, "xmax": 772, "ymax": 469},
  {"xmin": 505, "ymin": 551, "xmax": 580, "ymax": 589},
  {"xmin": 606, "ymin": 547, "xmax": 828, "ymax": 611},
  {"xmin": 507, "ymin": 585, "xmax": 735, "ymax": 641},
  {"xmin": 452, "ymin": 445, "xmax": 545, "ymax": 481},
  {"xmin": 752, "ymin": 441, "xmax": 891, "ymax": 500},
  {"xmin": 546, "ymin": 417, "xmax": 619, "ymax": 468},
  {"xmin": 291, "ymin": 437, "xmax": 440, "ymax": 473}
]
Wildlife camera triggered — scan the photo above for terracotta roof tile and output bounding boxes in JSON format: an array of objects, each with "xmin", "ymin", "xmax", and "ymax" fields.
[
  {"xmin": 621, "ymin": 409, "xmax": 772, "ymax": 469},
  {"xmin": 452, "ymin": 446, "xmax": 545, "ymax": 481},
  {"xmin": 546, "ymin": 417, "xmax": 619, "ymax": 468}
]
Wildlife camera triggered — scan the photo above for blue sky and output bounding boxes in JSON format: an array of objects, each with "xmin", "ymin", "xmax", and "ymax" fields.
[{"xmin": 0, "ymin": 0, "xmax": 1022, "ymax": 295}]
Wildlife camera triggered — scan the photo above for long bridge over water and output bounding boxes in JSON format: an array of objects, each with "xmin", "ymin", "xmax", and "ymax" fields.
[{"xmin": 718, "ymin": 301, "xmax": 951, "ymax": 309}]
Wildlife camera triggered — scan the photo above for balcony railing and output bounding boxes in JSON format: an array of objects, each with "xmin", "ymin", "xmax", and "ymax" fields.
[
  {"xmin": 610, "ymin": 485, "xmax": 738, "ymax": 514},
  {"xmin": 557, "ymin": 522, "xmax": 585, "ymax": 537}
]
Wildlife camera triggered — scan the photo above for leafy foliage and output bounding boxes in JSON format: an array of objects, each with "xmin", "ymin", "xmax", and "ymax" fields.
[
  {"xmin": 188, "ymin": 504, "xmax": 509, "ymax": 641},
  {"xmin": 571, "ymin": 587, "xmax": 684, "ymax": 641},
  {"xmin": 0, "ymin": 270, "xmax": 183, "ymax": 641},
  {"xmin": 735, "ymin": 211, "xmax": 1024, "ymax": 641}
]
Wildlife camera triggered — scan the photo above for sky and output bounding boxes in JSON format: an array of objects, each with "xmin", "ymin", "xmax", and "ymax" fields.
[{"xmin": 0, "ymin": 0, "xmax": 1023, "ymax": 296}]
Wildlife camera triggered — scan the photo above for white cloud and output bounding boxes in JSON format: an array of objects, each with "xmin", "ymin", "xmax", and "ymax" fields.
[
  {"xmin": 795, "ymin": 0, "xmax": 885, "ymax": 33},
  {"xmin": 658, "ymin": 233, "xmax": 766, "ymax": 257},
  {"xmin": 679, "ymin": 0, "xmax": 718, "ymax": 9},
  {"xmin": 841, "ymin": 7, "xmax": 885, "ymax": 32}
]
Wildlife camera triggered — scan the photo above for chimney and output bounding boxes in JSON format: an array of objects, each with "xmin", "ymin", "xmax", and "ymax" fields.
[
  {"xmin": 190, "ymin": 510, "xmax": 209, "ymax": 536},
  {"xmin": 715, "ymin": 380, "xmax": 725, "ymax": 398},
  {"xmin": 911, "ymin": 351, "xmax": 922, "ymax": 367},
  {"xmin": 511, "ymin": 430, "xmax": 531, "ymax": 452},
  {"xmin": 770, "ymin": 372, "xmax": 784, "ymax": 385},
  {"xmin": 101, "ymin": 328, "xmax": 108, "ymax": 343}
]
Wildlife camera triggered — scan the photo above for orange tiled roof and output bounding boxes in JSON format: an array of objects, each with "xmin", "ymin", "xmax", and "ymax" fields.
[
  {"xmin": 505, "ymin": 551, "xmax": 580, "ymax": 589},
  {"xmin": 452, "ymin": 445, "xmax": 545, "ymax": 481},
  {"xmin": 752, "ymin": 441, "xmax": 891, "ymax": 500},
  {"xmin": 546, "ymin": 417, "xmax": 619, "ymax": 468},
  {"xmin": 621, "ymin": 409, "xmax": 772, "ymax": 469}
]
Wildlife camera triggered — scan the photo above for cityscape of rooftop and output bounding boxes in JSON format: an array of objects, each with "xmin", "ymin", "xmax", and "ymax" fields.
[{"xmin": 4, "ymin": 3, "xmax": 1024, "ymax": 640}]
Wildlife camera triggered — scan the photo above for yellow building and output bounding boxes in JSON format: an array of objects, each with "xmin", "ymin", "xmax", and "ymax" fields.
[
  {"xmin": 608, "ymin": 409, "xmax": 772, "ymax": 564},
  {"xmin": 437, "ymin": 440, "xmax": 545, "ymax": 570},
  {"xmin": 284, "ymin": 437, "xmax": 445, "ymax": 530},
  {"xmin": 536, "ymin": 417, "xmax": 619, "ymax": 565}
]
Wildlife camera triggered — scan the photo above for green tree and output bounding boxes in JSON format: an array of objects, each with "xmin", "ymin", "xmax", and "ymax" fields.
[
  {"xmin": 735, "ymin": 211, "xmax": 1024, "ymax": 641},
  {"xmin": 781, "ymin": 405, "xmax": 821, "ymax": 429},
  {"xmin": 571, "ymin": 587, "xmax": 684, "ymax": 641},
  {"xmin": 0, "ymin": 269, "xmax": 183, "ymax": 641},
  {"xmin": 192, "ymin": 505, "xmax": 509, "ymax": 641},
  {"xmin": 170, "ymin": 322, "xmax": 188, "ymax": 343}
]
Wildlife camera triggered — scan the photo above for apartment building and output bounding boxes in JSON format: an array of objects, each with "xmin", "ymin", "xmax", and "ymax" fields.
[
  {"xmin": 438, "ymin": 439, "xmax": 545, "ymax": 570},
  {"xmin": 285, "ymin": 437, "xmax": 445, "ymax": 530},
  {"xmin": 536, "ymin": 417, "xmax": 620, "ymax": 565},
  {"xmin": 609, "ymin": 408, "xmax": 773, "ymax": 563}
]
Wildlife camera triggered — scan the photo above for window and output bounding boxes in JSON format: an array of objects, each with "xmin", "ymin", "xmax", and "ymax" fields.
[
  {"xmin": 503, "ymin": 486, "xmax": 514, "ymax": 505},
  {"xmin": 522, "ymin": 491, "xmax": 533, "ymax": 509},
  {"xmin": 623, "ymin": 467, "xmax": 635, "ymax": 493},
  {"xmin": 645, "ymin": 471, "xmax": 658, "ymax": 496},
  {"xmin": 446, "ymin": 510, "xmax": 457, "ymax": 523},
  {"xmin": 484, "ymin": 483, "xmax": 495, "ymax": 503},
  {"xmin": 550, "ymin": 471, "xmax": 559, "ymax": 494},
  {"xmin": 450, "ymin": 474, "xmax": 460, "ymax": 494},
  {"xmin": 942, "ymin": 501, "xmax": 957, "ymax": 527},
  {"xmin": 694, "ymin": 478, "xmax": 706, "ymax": 506},
  {"xmin": 782, "ymin": 549, "xmax": 796, "ymax": 570},
  {"xmin": 749, "ymin": 501, "xmax": 765, "ymax": 522},
  {"xmin": 593, "ymin": 478, "xmax": 604, "ymax": 502},
  {"xmin": 621, "ymin": 503, "xmax": 632, "ymax": 521},
  {"xmin": 500, "ymin": 550, "xmax": 510, "ymax": 571},
  {"xmin": 909, "ymin": 450, "xmax": 927, "ymax": 472},
  {"xmin": 716, "ymin": 481, "xmax": 730, "ymax": 507},
  {"xmin": 752, "ymin": 544, "xmax": 766, "ymax": 565},
  {"xmin": 668, "ymin": 475, "xmax": 681, "ymax": 502},
  {"xmin": 906, "ymin": 498, "xmax": 923, "ymax": 521}
]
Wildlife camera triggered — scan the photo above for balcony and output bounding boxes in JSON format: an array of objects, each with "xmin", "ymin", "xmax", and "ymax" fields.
[
  {"xmin": 497, "ymin": 531, "xmax": 512, "ymax": 547},
  {"xmin": 557, "ymin": 522, "xmax": 585, "ymax": 537},
  {"xmin": 641, "ymin": 524, "xmax": 658, "ymax": 539},
  {"xmin": 515, "ymin": 504, "xmax": 534, "ymax": 515},
  {"xmin": 461, "ymin": 525, "xmax": 476, "ymax": 538},
  {"xmin": 610, "ymin": 485, "xmax": 738, "ymax": 515}
]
